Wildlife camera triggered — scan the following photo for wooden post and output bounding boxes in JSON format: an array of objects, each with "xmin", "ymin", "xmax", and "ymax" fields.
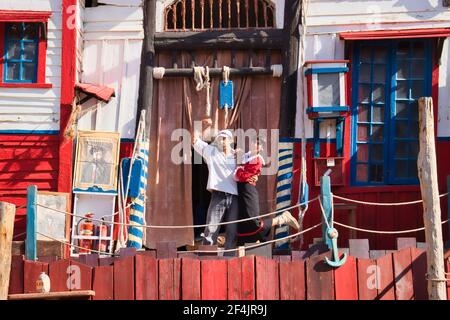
[
  {"xmin": 447, "ymin": 176, "xmax": 450, "ymax": 249},
  {"xmin": 26, "ymin": 185, "xmax": 37, "ymax": 261},
  {"xmin": 0, "ymin": 202, "xmax": 15, "ymax": 300},
  {"xmin": 320, "ymin": 175, "xmax": 332, "ymax": 250},
  {"xmin": 417, "ymin": 97, "xmax": 446, "ymax": 300}
]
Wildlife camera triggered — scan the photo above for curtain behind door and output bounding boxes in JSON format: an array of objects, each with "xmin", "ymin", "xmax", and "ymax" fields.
[{"xmin": 145, "ymin": 50, "xmax": 281, "ymax": 248}]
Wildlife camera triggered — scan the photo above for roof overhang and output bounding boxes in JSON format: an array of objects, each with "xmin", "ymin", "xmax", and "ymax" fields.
[
  {"xmin": 339, "ymin": 28, "xmax": 450, "ymax": 41},
  {"xmin": 75, "ymin": 83, "xmax": 115, "ymax": 103}
]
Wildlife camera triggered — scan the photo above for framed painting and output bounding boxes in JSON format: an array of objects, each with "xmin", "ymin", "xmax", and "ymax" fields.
[
  {"xmin": 73, "ymin": 131, "xmax": 120, "ymax": 193},
  {"xmin": 36, "ymin": 191, "xmax": 70, "ymax": 242}
]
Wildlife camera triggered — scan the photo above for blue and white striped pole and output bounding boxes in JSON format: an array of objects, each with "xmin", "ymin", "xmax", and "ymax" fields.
[
  {"xmin": 274, "ymin": 141, "xmax": 294, "ymax": 249},
  {"xmin": 127, "ymin": 113, "xmax": 149, "ymax": 249}
]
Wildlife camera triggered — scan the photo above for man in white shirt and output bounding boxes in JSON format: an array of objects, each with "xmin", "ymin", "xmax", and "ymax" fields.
[{"xmin": 193, "ymin": 128, "xmax": 246, "ymax": 253}]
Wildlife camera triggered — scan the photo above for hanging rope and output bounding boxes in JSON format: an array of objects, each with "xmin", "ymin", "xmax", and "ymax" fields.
[
  {"xmin": 194, "ymin": 66, "xmax": 211, "ymax": 117},
  {"xmin": 333, "ymin": 192, "xmax": 450, "ymax": 206},
  {"xmin": 222, "ymin": 66, "xmax": 230, "ymax": 84},
  {"xmin": 271, "ymin": 64, "xmax": 283, "ymax": 77},
  {"xmin": 153, "ymin": 67, "xmax": 166, "ymax": 79}
]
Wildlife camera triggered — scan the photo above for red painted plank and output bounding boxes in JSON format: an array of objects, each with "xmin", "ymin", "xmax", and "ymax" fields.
[
  {"xmin": 255, "ymin": 256, "xmax": 279, "ymax": 300},
  {"xmin": 136, "ymin": 253, "xmax": 158, "ymax": 300},
  {"xmin": 357, "ymin": 258, "xmax": 378, "ymax": 300},
  {"xmin": 92, "ymin": 265, "xmax": 113, "ymax": 300},
  {"xmin": 411, "ymin": 248, "xmax": 427, "ymax": 300},
  {"xmin": 69, "ymin": 261, "xmax": 92, "ymax": 292},
  {"xmin": 0, "ymin": 159, "xmax": 59, "ymax": 172},
  {"xmin": 201, "ymin": 259, "xmax": 228, "ymax": 300},
  {"xmin": 48, "ymin": 259, "xmax": 70, "ymax": 292},
  {"xmin": 334, "ymin": 256, "xmax": 358, "ymax": 300},
  {"xmin": 279, "ymin": 260, "xmax": 306, "ymax": 300},
  {"xmin": 181, "ymin": 257, "xmax": 200, "ymax": 300},
  {"xmin": 0, "ymin": 147, "xmax": 59, "ymax": 160},
  {"xmin": 227, "ymin": 258, "xmax": 241, "ymax": 300},
  {"xmin": 392, "ymin": 248, "xmax": 414, "ymax": 300},
  {"xmin": 23, "ymin": 260, "xmax": 47, "ymax": 293},
  {"xmin": 241, "ymin": 256, "xmax": 256, "ymax": 300},
  {"xmin": 376, "ymin": 253, "xmax": 395, "ymax": 300},
  {"xmin": 158, "ymin": 258, "xmax": 181, "ymax": 300},
  {"xmin": 8, "ymin": 255, "xmax": 24, "ymax": 294},
  {"xmin": 227, "ymin": 256, "xmax": 255, "ymax": 300},
  {"xmin": 113, "ymin": 256, "xmax": 135, "ymax": 300},
  {"xmin": 306, "ymin": 252, "xmax": 334, "ymax": 300}
]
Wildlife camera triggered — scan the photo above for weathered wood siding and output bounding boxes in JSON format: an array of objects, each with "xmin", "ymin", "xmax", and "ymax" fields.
[
  {"xmin": 0, "ymin": 0, "xmax": 62, "ymax": 133},
  {"xmin": 77, "ymin": 1, "xmax": 143, "ymax": 139}
]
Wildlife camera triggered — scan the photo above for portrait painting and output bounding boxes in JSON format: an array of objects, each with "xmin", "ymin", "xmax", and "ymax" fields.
[
  {"xmin": 36, "ymin": 192, "xmax": 70, "ymax": 242},
  {"xmin": 74, "ymin": 131, "xmax": 120, "ymax": 192}
]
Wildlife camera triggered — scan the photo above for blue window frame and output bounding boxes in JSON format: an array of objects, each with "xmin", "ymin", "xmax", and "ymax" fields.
[
  {"xmin": 4, "ymin": 22, "xmax": 39, "ymax": 83},
  {"xmin": 351, "ymin": 39, "xmax": 432, "ymax": 186}
]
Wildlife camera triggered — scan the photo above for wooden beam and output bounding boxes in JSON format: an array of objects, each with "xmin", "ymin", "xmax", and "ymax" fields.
[
  {"xmin": 279, "ymin": 0, "xmax": 301, "ymax": 137},
  {"xmin": 154, "ymin": 29, "xmax": 284, "ymax": 50},
  {"xmin": 8, "ymin": 290, "xmax": 95, "ymax": 300},
  {"xmin": 0, "ymin": 202, "xmax": 15, "ymax": 300},
  {"xmin": 417, "ymin": 97, "xmax": 447, "ymax": 300},
  {"xmin": 136, "ymin": 0, "xmax": 156, "ymax": 174},
  {"xmin": 157, "ymin": 66, "xmax": 276, "ymax": 77}
]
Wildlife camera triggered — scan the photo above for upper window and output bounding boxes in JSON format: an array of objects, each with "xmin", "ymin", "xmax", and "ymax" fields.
[
  {"xmin": 4, "ymin": 23, "xmax": 39, "ymax": 83},
  {"xmin": 164, "ymin": 0, "xmax": 275, "ymax": 31},
  {"xmin": 351, "ymin": 39, "xmax": 432, "ymax": 186}
]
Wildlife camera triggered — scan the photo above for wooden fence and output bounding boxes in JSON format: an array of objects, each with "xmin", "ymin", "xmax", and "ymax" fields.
[{"xmin": 8, "ymin": 245, "xmax": 450, "ymax": 300}]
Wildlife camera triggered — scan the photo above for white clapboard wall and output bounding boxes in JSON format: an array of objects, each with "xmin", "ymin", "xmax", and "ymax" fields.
[
  {"xmin": 0, "ymin": 0, "xmax": 62, "ymax": 133},
  {"xmin": 295, "ymin": 0, "xmax": 450, "ymax": 138},
  {"xmin": 77, "ymin": 1, "xmax": 144, "ymax": 139}
]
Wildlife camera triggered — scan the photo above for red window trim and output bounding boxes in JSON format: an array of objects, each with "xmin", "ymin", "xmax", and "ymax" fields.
[
  {"xmin": 0, "ymin": 10, "xmax": 52, "ymax": 22},
  {"xmin": 340, "ymin": 28, "xmax": 450, "ymax": 40},
  {"xmin": 0, "ymin": 10, "xmax": 52, "ymax": 87}
]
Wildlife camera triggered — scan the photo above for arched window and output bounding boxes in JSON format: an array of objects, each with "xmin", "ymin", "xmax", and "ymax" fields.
[{"xmin": 164, "ymin": 0, "xmax": 275, "ymax": 31}]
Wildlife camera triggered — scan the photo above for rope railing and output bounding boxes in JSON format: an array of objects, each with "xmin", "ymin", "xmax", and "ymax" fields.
[
  {"xmin": 333, "ymin": 192, "xmax": 450, "ymax": 206},
  {"xmin": 36, "ymin": 196, "xmax": 320, "ymax": 230},
  {"xmin": 177, "ymin": 223, "xmax": 323, "ymax": 254},
  {"xmin": 334, "ymin": 219, "xmax": 450, "ymax": 235},
  {"xmin": 36, "ymin": 231, "xmax": 118, "ymax": 256}
]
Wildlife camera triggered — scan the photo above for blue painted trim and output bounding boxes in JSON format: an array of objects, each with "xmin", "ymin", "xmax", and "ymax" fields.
[
  {"xmin": 73, "ymin": 188, "xmax": 118, "ymax": 195},
  {"xmin": 351, "ymin": 39, "xmax": 431, "ymax": 187},
  {"xmin": 305, "ymin": 67, "xmax": 349, "ymax": 76},
  {"xmin": 0, "ymin": 130, "xmax": 59, "ymax": 135},
  {"xmin": 437, "ymin": 137, "xmax": 450, "ymax": 141},
  {"xmin": 26, "ymin": 185, "xmax": 37, "ymax": 261},
  {"xmin": 121, "ymin": 138, "xmax": 135, "ymax": 143},
  {"xmin": 336, "ymin": 118, "xmax": 344, "ymax": 157},
  {"xmin": 314, "ymin": 120, "xmax": 321, "ymax": 158},
  {"xmin": 306, "ymin": 106, "xmax": 349, "ymax": 113},
  {"xmin": 4, "ymin": 22, "xmax": 39, "ymax": 83},
  {"xmin": 279, "ymin": 137, "xmax": 302, "ymax": 143}
]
